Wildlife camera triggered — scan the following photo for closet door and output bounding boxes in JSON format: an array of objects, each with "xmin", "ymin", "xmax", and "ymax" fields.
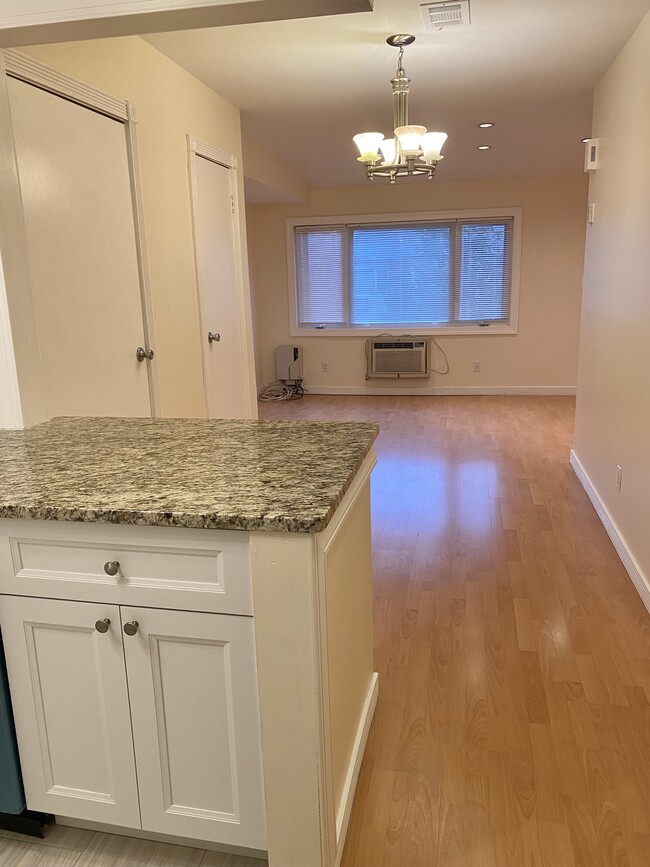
[
  {"xmin": 190, "ymin": 151, "xmax": 250, "ymax": 419},
  {"xmin": 8, "ymin": 75, "xmax": 153, "ymax": 418}
]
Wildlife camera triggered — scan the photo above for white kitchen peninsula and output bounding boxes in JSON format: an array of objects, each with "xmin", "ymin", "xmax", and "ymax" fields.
[{"xmin": 0, "ymin": 417, "xmax": 378, "ymax": 867}]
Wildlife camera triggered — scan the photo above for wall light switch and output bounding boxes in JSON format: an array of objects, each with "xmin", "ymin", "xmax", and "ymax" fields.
[{"xmin": 472, "ymin": 360, "xmax": 481, "ymax": 373}]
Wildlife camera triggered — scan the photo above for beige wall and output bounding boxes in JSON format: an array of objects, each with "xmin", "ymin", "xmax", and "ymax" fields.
[
  {"xmin": 242, "ymin": 134, "xmax": 308, "ymax": 204},
  {"xmin": 248, "ymin": 174, "xmax": 589, "ymax": 392},
  {"xmin": 573, "ymin": 12, "xmax": 650, "ymax": 588},
  {"xmin": 21, "ymin": 36, "xmax": 254, "ymax": 418}
]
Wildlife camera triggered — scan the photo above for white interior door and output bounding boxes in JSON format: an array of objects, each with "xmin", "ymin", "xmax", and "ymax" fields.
[
  {"xmin": 8, "ymin": 75, "xmax": 153, "ymax": 418},
  {"xmin": 121, "ymin": 606, "xmax": 266, "ymax": 849},
  {"xmin": 191, "ymin": 152, "xmax": 249, "ymax": 419},
  {"xmin": 0, "ymin": 595, "xmax": 141, "ymax": 827}
]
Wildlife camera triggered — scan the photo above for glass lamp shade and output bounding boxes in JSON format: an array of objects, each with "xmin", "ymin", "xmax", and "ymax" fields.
[
  {"xmin": 421, "ymin": 131, "xmax": 448, "ymax": 162},
  {"xmin": 394, "ymin": 125, "xmax": 427, "ymax": 156},
  {"xmin": 353, "ymin": 132, "xmax": 385, "ymax": 163},
  {"xmin": 379, "ymin": 138, "xmax": 398, "ymax": 165}
]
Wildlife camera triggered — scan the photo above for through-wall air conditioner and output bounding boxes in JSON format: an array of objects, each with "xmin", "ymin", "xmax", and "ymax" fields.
[{"xmin": 366, "ymin": 339, "xmax": 430, "ymax": 379}]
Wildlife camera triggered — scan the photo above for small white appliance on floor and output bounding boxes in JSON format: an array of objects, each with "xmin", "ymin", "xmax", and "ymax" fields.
[{"xmin": 275, "ymin": 346, "xmax": 303, "ymax": 383}]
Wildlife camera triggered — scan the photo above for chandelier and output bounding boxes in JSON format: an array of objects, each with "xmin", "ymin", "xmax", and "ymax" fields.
[{"xmin": 353, "ymin": 34, "xmax": 447, "ymax": 183}]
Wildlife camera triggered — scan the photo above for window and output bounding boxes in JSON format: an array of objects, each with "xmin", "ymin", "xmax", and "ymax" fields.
[{"xmin": 289, "ymin": 209, "xmax": 521, "ymax": 335}]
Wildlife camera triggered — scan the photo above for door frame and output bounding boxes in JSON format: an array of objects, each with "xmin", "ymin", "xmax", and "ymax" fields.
[
  {"xmin": 187, "ymin": 135, "xmax": 255, "ymax": 418},
  {"xmin": 1, "ymin": 49, "xmax": 161, "ymax": 418}
]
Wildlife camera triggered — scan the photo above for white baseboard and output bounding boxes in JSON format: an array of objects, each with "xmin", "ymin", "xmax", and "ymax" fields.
[
  {"xmin": 304, "ymin": 385, "xmax": 577, "ymax": 396},
  {"xmin": 570, "ymin": 450, "xmax": 650, "ymax": 613},
  {"xmin": 335, "ymin": 672, "xmax": 379, "ymax": 867}
]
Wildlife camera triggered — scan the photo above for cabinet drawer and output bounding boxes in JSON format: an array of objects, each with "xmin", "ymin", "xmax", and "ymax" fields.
[{"xmin": 0, "ymin": 521, "xmax": 252, "ymax": 615}]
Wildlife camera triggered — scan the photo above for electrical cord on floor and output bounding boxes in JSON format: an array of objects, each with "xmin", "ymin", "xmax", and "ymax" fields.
[
  {"xmin": 372, "ymin": 333, "xmax": 450, "ymax": 376},
  {"xmin": 258, "ymin": 380, "xmax": 306, "ymax": 401}
]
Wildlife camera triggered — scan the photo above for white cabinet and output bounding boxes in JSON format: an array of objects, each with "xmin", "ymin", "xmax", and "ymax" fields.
[
  {"xmin": 122, "ymin": 606, "xmax": 266, "ymax": 848},
  {"xmin": 0, "ymin": 524, "xmax": 266, "ymax": 851},
  {"xmin": 0, "ymin": 596, "xmax": 140, "ymax": 828}
]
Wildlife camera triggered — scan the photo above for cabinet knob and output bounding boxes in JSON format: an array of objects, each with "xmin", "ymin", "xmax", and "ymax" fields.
[
  {"xmin": 123, "ymin": 621, "xmax": 139, "ymax": 637},
  {"xmin": 207, "ymin": 331, "xmax": 221, "ymax": 344},
  {"xmin": 95, "ymin": 619, "xmax": 111, "ymax": 634},
  {"xmin": 104, "ymin": 561, "xmax": 120, "ymax": 576}
]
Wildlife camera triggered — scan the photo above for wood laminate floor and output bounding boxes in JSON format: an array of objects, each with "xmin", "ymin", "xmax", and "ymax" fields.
[
  {"xmin": 260, "ymin": 395, "xmax": 650, "ymax": 867},
  {"xmin": 3, "ymin": 395, "xmax": 648, "ymax": 867}
]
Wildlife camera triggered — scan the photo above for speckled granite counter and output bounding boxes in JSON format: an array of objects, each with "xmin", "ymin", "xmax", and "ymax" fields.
[{"xmin": 0, "ymin": 417, "xmax": 378, "ymax": 533}]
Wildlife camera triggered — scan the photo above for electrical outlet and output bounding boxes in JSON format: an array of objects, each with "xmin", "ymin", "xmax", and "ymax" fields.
[
  {"xmin": 616, "ymin": 465, "xmax": 622, "ymax": 492},
  {"xmin": 472, "ymin": 360, "xmax": 481, "ymax": 373},
  {"xmin": 321, "ymin": 361, "xmax": 329, "ymax": 373}
]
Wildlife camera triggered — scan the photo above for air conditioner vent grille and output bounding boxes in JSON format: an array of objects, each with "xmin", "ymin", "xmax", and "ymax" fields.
[
  {"xmin": 420, "ymin": 0, "xmax": 470, "ymax": 30},
  {"xmin": 366, "ymin": 339, "xmax": 430, "ymax": 379},
  {"xmin": 373, "ymin": 341, "xmax": 424, "ymax": 350}
]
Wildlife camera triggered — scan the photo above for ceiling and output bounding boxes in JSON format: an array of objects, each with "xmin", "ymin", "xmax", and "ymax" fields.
[{"xmin": 145, "ymin": 0, "xmax": 650, "ymax": 191}]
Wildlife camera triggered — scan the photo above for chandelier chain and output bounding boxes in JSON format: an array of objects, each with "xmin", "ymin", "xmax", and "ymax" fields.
[{"xmin": 397, "ymin": 45, "xmax": 405, "ymax": 75}]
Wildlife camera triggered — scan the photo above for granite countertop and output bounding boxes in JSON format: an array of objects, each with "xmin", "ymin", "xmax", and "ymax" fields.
[{"xmin": 0, "ymin": 417, "xmax": 378, "ymax": 533}]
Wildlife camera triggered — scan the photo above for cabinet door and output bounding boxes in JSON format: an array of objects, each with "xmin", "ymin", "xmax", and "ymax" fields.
[
  {"xmin": 121, "ymin": 607, "xmax": 266, "ymax": 849},
  {"xmin": 0, "ymin": 596, "xmax": 141, "ymax": 827}
]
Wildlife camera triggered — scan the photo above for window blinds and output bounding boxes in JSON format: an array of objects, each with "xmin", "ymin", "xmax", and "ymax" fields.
[
  {"xmin": 294, "ymin": 216, "xmax": 514, "ymax": 329},
  {"xmin": 294, "ymin": 227, "xmax": 345, "ymax": 325},
  {"xmin": 457, "ymin": 220, "xmax": 512, "ymax": 322}
]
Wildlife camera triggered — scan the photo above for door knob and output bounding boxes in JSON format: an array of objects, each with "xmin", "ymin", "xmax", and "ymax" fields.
[
  {"xmin": 208, "ymin": 331, "xmax": 221, "ymax": 344},
  {"xmin": 104, "ymin": 561, "xmax": 120, "ymax": 576},
  {"xmin": 123, "ymin": 621, "xmax": 139, "ymax": 636},
  {"xmin": 136, "ymin": 346, "xmax": 154, "ymax": 362},
  {"xmin": 95, "ymin": 619, "xmax": 111, "ymax": 633}
]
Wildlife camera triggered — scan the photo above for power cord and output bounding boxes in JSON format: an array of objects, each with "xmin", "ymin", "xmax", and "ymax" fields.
[{"xmin": 258, "ymin": 380, "xmax": 306, "ymax": 402}]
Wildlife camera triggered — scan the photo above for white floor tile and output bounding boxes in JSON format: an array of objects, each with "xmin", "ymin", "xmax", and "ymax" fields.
[
  {"xmin": 0, "ymin": 837, "xmax": 81, "ymax": 866},
  {"xmin": 75, "ymin": 832, "xmax": 205, "ymax": 866},
  {"xmin": 200, "ymin": 853, "xmax": 267, "ymax": 867},
  {"xmin": 0, "ymin": 825, "xmax": 94, "ymax": 851}
]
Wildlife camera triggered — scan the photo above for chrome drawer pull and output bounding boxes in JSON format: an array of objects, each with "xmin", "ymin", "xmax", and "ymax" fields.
[{"xmin": 104, "ymin": 561, "xmax": 120, "ymax": 576}]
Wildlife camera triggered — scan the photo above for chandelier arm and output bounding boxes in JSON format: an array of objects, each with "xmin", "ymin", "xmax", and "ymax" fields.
[{"xmin": 365, "ymin": 162, "xmax": 438, "ymax": 180}]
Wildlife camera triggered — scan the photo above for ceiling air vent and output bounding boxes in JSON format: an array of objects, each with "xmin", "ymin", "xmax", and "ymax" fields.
[{"xmin": 420, "ymin": 0, "xmax": 470, "ymax": 30}]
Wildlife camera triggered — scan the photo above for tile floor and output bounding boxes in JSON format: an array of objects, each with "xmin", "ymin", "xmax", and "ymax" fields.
[{"xmin": 0, "ymin": 825, "xmax": 267, "ymax": 866}]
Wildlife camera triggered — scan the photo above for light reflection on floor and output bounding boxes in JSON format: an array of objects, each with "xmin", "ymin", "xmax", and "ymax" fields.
[{"xmin": 372, "ymin": 452, "xmax": 498, "ymax": 540}]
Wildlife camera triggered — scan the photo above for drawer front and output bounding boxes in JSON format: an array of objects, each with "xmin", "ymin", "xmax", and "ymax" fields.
[{"xmin": 0, "ymin": 521, "xmax": 252, "ymax": 615}]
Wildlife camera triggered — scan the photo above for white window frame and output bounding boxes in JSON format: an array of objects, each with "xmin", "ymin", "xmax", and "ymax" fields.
[{"xmin": 287, "ymin": 207, "xmax": 522, "ymax": 337}]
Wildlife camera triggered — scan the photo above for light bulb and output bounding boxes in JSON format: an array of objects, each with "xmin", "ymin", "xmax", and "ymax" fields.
[
  {"xmin": 394, "ymin": 125, "xmax": 427, "ymax": 156},
  {"xmin": 379, "ymin": 138, "xmax": 397, "ymax": 165},
  {"xmin": 353, "ymin": 132, "xmax": 384, "ymax": 164},
  {"xmin": 421, "ymin": 131, "xmax": 448, "ymax": 162}
]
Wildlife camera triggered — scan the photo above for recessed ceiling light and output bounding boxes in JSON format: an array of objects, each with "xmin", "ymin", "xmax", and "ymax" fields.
[
  {"xmin": 478, "ymin": 122, "xmax": 494, "ymax": 128},
  {"xmin": 477, "ymin": 145, "xmax": 491, "ymax": 150}
]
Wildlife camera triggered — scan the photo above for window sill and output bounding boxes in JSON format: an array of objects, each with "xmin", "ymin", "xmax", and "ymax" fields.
[{"xmin": 289, "ymin": 325, "xmax": 519, "ymax": 338}]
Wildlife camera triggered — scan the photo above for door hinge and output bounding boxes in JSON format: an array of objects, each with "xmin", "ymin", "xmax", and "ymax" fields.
[{"xmin": 230, "ymin": 195, "xmax": 235, "ymax": 215}]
